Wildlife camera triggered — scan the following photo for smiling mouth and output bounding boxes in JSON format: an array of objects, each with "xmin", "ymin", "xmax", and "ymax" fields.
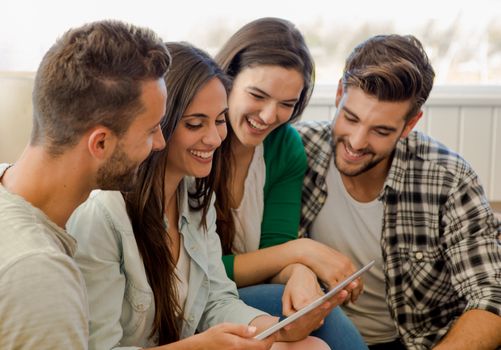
[
  {"xmin": 343, "ymin": 143, "xmax": 369, "ymax": 160},
  {"xmin": 246, "ymin": 116, "xmax": 269, "ymax": 131},
  {"xmin": 189, "ymin": 149, "xmax": 214, "ymax": 159}
]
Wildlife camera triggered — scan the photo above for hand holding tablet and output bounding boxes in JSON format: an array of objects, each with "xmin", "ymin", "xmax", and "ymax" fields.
[{"xmin": 254, "ymin": 260, "xmax": 375, "ymax": 340}]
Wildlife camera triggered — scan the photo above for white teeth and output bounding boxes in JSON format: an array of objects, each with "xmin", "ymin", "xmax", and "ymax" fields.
[
  {"xmin": 190, "ymin": 150, "xmax": 214, "ymax": 159},
  {"xmin": 345, "ymin": 145, "xmax": 363, "ymax": 157},
  {"xmin": 247, "ymin": 117, "xmax": 268, "ymax": 130}
]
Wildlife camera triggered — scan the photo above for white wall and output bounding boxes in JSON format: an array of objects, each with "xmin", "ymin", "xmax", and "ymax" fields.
[
  {"xmin": 1, "ymin": 72, "xmax": 501, "ymax": 200},
  {"xmin": 0, "ymin": 72, "xmax": 34, "ymax": 163}
]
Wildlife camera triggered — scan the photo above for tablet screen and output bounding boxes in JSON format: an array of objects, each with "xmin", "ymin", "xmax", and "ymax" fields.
[{"xmin": 254, "ymin": 260, "xmax": 375, "ymax": 340}]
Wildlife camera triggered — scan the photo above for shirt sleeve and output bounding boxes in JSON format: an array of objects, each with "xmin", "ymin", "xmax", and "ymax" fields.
[
  {"xmin": 442, "ymin": 168, "xmax": 501, "ymax": 316},
  {"xmin": 0, "ymin": 252, "xmax": 89, "ymax": 349},
  {"xmin": 220, "ymin": 126, "xmax": 308, "ymax": 280},
  {"xmin": 67, "ymin": 195, "xmax": 140, "ymax": 350},
  {"xmin": 260, "ymin": 125, "xmax": 307, "ymax": 248}
]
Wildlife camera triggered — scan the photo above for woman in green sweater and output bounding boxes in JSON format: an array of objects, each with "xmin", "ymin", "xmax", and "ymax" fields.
[{"xmin": 213, "ymin": 17, "xmax": 368, "ymax": 349}]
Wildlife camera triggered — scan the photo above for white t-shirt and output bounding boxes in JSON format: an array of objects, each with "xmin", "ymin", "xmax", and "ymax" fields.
[
  {"xmin": 310, "ymin": 158, "xmax": 397, "ymax": 345},
  {"xmin": 231, "ymin": 144, "xmax": 266, "ymax": 254}
]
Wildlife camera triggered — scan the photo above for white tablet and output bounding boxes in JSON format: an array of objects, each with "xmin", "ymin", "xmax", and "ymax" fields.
[{"xmin": 254, "ymin": 260, "xmax": 375, "ymax": 340}]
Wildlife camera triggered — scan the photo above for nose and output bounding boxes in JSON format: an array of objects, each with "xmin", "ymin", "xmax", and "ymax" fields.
[
  {"xmin": 152, "ymin": 126, "xmax": 166, "ymax": 151},
  {"xmin": 258, "ymin": 102, "xmax": 278, "ymax": 124},
  {"xmin": 349, "ymin": 127, "xmax": 369, "ymax": 151},
  {"xmin": 202, "ymin": 123, "xmax": 223, "ymax": 147}
]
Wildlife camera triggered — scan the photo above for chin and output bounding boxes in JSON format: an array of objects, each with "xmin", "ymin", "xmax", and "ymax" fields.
[
  {"xmin": 190, "ymin": 169, "xmax": 211, "ymax": 179},
  {"xmin": 244, "ymin": 135, "xmax": 265, "ymax": 147}
]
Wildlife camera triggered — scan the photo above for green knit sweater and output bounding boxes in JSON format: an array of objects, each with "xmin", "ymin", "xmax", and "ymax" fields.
[{"xmin": 222, "ymin": 124, "xmax": 307, "ymax": 280}]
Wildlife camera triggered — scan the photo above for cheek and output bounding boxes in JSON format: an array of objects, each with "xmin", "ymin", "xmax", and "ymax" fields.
[
  {"xmin": 132, "ymin": 137, "xmax": 152, "ymax": 159},
  {"xmin": 229, "ymin": 94, "xmax": 257, "ymax": 122},
  {"xmin": 334, "ymin": 118, "xmax": 357, "ymax": 137},
  {"xmin": 376, "ymin": 138, "xmax": 398, "ymax": 153},
  {"xmin": 332, "ymin": 120, "xmax": 344, "ymax": 137},
  {"xmin": 227, "ymin": 107, "xmax": 241, "ymax": 128},
  {"xmin": 219, "ymin": 124, "xmax": 228, "ymax": 142},
  {"xmin": 146, "ymin": 135, "xmax": 154, "ymax": 149},
  {"xmin": 277, "ymin": 110, "xmax": 293, "ymax": 125},
  {"xmin": 167, "ymin": 134, "xmax": 184, "ymax": 158},
  {"xmin": 227, "ymin": 93, "xmax": 244, "ymax": 122}
]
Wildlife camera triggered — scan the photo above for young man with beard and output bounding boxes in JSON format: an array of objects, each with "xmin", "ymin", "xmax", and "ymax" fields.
[
  {"xmin": 295, "ymin": 34, "xmax": 501, "ymax": 350},
  {"xmin": 0, "ymin": 20, "xmax": 169, "ymax": 349}
]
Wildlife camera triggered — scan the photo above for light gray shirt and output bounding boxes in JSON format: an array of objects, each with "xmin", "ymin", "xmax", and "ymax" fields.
[
  {"xmin": 311, "ymin": 158, "xmax": 397, "ymax": 345},
  {"xmin": 0, "ymin": 163, "xmax": 89, "ymax": 349},
  {"xmin": 67, "ymin": 178, "xmax": 267, "ymax": 350}
]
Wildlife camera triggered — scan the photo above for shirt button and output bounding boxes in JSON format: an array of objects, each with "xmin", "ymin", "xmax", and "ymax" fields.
[{"xmin": 415, "ymin": 251, "xmax": 424, "ymax": 260}]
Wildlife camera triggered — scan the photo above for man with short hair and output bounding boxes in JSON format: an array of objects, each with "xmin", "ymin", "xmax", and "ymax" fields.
[
  {"xmin": 0, "ymin": 20, "xmax": 170, "ymax": 349},
  {"xmin": 296, "ymin": 34, "xmax": 501, "ymax": 349}
]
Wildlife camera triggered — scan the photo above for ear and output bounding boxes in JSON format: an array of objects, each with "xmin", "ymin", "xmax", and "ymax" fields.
[
  {"xmin": 87, "ymin": 127, "xmax": 118, "ymax": 160},
  {"xmin": 401, "ymin": 111, "xmax": 423, "ymax": 139},
  {"xmin": 335, "ymin": 79, "xmax": 344, "ymax": 108}
]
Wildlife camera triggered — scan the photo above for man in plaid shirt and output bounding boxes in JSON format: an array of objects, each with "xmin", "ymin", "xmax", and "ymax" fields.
[{"xmin": 296, "ymin": 34, "xmax": 501, "ymax": 350}]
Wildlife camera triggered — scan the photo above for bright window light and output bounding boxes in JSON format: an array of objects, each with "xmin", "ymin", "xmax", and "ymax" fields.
[{"xmin": 1, "ymin": 0, "xmax": 500, "ymax": 84}]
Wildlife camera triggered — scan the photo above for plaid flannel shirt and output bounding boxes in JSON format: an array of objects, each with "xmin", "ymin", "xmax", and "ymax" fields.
[{"xmin": 295, "ymin": 120, "xmax": 501, "ymax": 349}]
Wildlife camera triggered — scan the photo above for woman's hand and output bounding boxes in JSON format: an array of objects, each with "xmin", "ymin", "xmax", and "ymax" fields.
[
  {"xmin": 248, "ymin": 315, "xmax": 331, "ymax": 350},
  {"xmin": 288, "ymin": 238, "xmax": 364, "ymax": 303},
  {"xmin": 277, "ymin": 286, "xmax": 348, "ymax": 343},
  {"xmin": 269, "ymin": 263, "xmax": 352, "ymax": 343},
  {"xmin": 187, "ymin": 323, "xmax": 275, "ymax": 350},
  {"xmin": 281, "ymin": 264, "xmax": 325, "ymax": 316}
]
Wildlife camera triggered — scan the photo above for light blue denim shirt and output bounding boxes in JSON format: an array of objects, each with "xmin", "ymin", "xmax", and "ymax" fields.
[{"xmin": 67, "ymin": 179, "xmax": 266, "ymax": 350}]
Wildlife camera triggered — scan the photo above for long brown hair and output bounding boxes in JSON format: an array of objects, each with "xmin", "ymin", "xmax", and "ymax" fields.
[
  {"xmin": 213, "ymin": 17, "xmax": 315, "ymax": 254},
  {"xmin": 123, "ymin": 42, "xmax": 230, "ymax": 345}
]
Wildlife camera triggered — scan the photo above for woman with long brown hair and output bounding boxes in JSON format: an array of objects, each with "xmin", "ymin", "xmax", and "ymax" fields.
[
  {"xmin": 213, "ymin": 18, "xmax": 368, "ymax": 349},
  {"xmin": 68, "ymin": 42, "xmax": 338, "ymax": 349}
]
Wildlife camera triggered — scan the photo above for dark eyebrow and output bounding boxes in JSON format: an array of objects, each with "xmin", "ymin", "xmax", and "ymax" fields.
[
  {"xmin": 248, "ymin": 86, "xmax": 299, "ymax": 103},
  {"xmin": 343, "ymin": 106, "xmax": 399, "ymax": 133},
  {"xmin": 343, "ymin": 106, "xmax": 359, "ymax": 120},
  {"xmin": 182, "ymin": 107, "xmax": 228, "ymax": 119}
]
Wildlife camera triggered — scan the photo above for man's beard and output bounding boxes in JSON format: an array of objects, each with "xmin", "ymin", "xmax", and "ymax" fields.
[
  {"xmin": 96, "ymin": 145, "xmax": 140, "ymax": 192},
  {"xmin": 332, "ymin": 137, "xmax": 387, "ymax": 177}
]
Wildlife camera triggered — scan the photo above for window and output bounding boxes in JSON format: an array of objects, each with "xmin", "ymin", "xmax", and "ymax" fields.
[{"xmin": 2, "ymin": 0, "xmax": 501, "ymax": 85}]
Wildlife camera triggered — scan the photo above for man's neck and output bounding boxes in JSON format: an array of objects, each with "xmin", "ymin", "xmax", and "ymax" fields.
[
  {"xmin": 1, "ymin": 146, "xmax": 94, "ymax": 229},
  {"xmin": 339, "ymin": 157, "xmax": 391, "ymax": 203}
]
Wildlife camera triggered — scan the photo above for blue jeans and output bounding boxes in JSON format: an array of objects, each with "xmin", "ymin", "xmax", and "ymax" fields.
[{"xmin": 239, "ymin": 284, "xmax": 368, "ymax": 350}]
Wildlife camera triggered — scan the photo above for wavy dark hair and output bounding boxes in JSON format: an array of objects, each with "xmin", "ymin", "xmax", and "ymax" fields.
[
  {"xmin": 123, "ymin": 42, "xmax": 230, "ymax": 345},
  {"xmin": 213, "ymin": 17, "xmax": 315, "ymax": 254},
  {"xmin": 342, "ymin": 34, "xmax": 435, "ymax": 120}
]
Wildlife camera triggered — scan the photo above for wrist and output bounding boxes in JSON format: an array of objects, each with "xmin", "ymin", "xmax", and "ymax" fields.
[
  {"xmin": 251, "ymin": 315, "xmax": 280, "ymax": 335},
  {"xmin": 288, "ymin": 238, "xmax": 310, "ymax": 266},
  {"xmin": 287, "ymin": 263, "xmax": 317, "ymax": 283}
]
